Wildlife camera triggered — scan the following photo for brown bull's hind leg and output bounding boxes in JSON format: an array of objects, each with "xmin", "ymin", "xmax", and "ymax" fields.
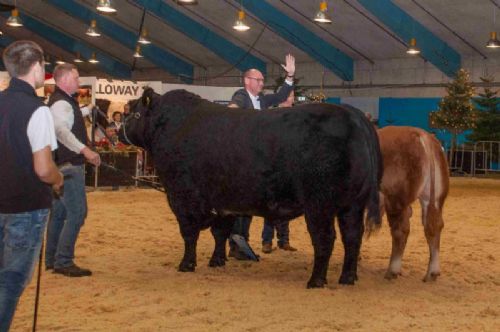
[
  {"xmin": 421, "ymin": 200, "xmax": 444, "ymax": 282},
  {"xmin": 385, "ymin": 206, "xmax": 411, "ymax": 280}
]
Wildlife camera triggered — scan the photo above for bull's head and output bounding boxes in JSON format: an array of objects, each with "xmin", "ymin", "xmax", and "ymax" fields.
[{"xmin": 118, "ymin": 87, "xmax": 159, "ymax": 148}]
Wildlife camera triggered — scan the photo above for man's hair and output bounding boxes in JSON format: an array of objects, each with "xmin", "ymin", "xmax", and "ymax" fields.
[
  {"xmin": 2, "ymin": 40, "xmax": 44, "ymax": 78},
  {"xmin": 53, "ymin": 63, "xmax": 77, "ymax": 82}
]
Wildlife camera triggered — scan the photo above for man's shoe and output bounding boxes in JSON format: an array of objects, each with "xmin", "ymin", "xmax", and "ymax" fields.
[
  {"xmin": 279, "ymin": 243, "xmax": 297, "ymax": 251},
  {"xmin": 262, "ymin": 243, "xmax": 273, "ymax": 254},
  {"xmin": 54, "ymin": 264, "xmax": 92, "ymax": 277},
  {"xmin": 228, "ymin": 247, "xmax": 252, "ymax": 261}
]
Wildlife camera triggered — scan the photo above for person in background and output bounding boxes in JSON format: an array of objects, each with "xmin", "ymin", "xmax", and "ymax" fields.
[
  {"xmin": 261, "ymin": 90, "xmax": 298, "ymax": 254},
  {"xmin": 0, "ymin": 40, "xmax": 63, "ymax": 331},
  {"xmin": 45, "ymin": 63, "xmax": 101, "ymax": 277},
  {"xmin": 108, "ymin": 111, "xmax": 122, "ymax": 132},
  {"xmin": 123, "ymin": 102, "xmax": 131, "ymax": 118},
  {"xmin": 227, "ymin": 54, "xmax": 296, "ymax": 260}
]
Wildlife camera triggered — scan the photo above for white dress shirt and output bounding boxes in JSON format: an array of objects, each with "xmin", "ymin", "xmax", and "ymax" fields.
[{"xmin": 50, "ymin": 100, "xmax": 90, "ymax": 153}]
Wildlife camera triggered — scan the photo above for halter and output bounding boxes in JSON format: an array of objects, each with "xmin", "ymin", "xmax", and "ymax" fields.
[{"xmin": 122, "ymin": 112, "xmax": 140, "ymax": 146}]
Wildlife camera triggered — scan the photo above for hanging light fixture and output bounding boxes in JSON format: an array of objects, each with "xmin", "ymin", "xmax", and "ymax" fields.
[
  {"xmin": 174, "ymin": 0, "xmax": 198, "ymax": 4},
  {"xmin": 96, "ymin": 0, "xmax": 117, "ymax": 13},
  {"xmin": 487, "ymin": 7, "xmax": 500, "ymax": 48},
  {"xmin": 55, "ymin": 58, "xmax": 66, "ymax": 65},
  {"xmin": 74, "ymin": 52, "xmax": 84, "ymax": 63},
  {"xmin": 233, "ymin": 10, "xmax": 250, "ymax": 31},
  {"xmin": 133, "ymin": 45, "xmax": 143, "ymax": 58},
  {"xmin": 406, "ymin": 37, "xmax": 421, "ymax": 55},
  {"xmin": 7, "ymin": 8, "xmax": 23, "ymax": 27},
  {"xmin": 313, "ymin": 1, "xmax": 332, "ymax": 24},
  {"xmin": 486, "ymin": 31, "xmax": 500, "ymax": 48},
  {"xmin": 44, "ymin": 55, "xmax": 52, "ymax": 66},
  {"xmin": 86, "ymin": 20, "xmax": 101, "ymax": 37},
  {"xmin": 138, "ymin": 28, "xmax": 151, "ymax": 45},
  {"xmin": 88, "ymin": 52, "xmax": 99, "ymax": 64}
]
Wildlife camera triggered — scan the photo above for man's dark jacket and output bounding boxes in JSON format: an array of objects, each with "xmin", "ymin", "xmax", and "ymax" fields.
[{"xmin": 230, "ymin": 82, "xmax": 293, "ymax": 110}]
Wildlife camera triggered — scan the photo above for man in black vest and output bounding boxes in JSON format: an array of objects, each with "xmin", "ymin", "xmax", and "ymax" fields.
[
  {"xmin": 45, "ymin": 63, "xmax": 101, "ymax": 277},
  {"xmin": 0, "ymin": 40, "xmax": 63, "ymax": 331},
  {"xmin": 227, "ymin": 54, "xmax": 295, "ymax": 261}
]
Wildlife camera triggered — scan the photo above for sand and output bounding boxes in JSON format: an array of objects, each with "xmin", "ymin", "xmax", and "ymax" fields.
[{"xmin": 9, "ymin": 177, "xmax": 500, "ymax": 331}]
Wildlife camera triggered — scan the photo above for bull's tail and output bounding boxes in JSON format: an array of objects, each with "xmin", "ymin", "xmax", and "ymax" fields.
[{"xmin": 364, "ymin": 122, "xmax": 383, "ymax": 236}]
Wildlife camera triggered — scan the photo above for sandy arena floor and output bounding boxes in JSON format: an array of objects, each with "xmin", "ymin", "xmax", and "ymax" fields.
[{"xmin": 9, "ymin": 177, "xmax": 500, "ymax": 331}]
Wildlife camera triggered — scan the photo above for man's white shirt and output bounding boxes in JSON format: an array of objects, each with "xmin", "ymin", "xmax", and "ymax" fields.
[
  {"xmin": 50, "ymin": 100, "xmax": 90, "ymax": 153},
  {"xmin": 246, "ymin": 78, "xmax": 292, "ymax": 111},
  {"xmin": 27, "ymin": 106, "xmax": 58, "ymax": 153}
]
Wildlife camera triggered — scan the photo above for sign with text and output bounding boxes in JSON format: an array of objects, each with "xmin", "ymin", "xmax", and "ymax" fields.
[{"xmin": 95, "ymin": 79, "xmax": 162, "ymax": 102}]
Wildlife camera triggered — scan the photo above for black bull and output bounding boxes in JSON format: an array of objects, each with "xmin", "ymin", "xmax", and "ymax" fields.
[{"xmin": 119, "ymin": 89, "xmax": 382, "ymax": 288}]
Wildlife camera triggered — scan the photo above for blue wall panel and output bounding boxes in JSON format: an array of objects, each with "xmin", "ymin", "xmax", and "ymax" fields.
[{"xmin": 379, "ymin": 98, "xmax": 470, "ymax": 148}]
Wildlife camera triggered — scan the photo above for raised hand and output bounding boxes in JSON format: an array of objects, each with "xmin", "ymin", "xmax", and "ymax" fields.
[{"xmin": 280, "ymin": 54, "xmax": 295, "ymax": 76}]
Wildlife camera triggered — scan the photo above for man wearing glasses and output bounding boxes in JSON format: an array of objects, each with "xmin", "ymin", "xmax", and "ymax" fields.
[{"xmin": 227, "ymin": 54, "xmax": 296, "ymax": 261}]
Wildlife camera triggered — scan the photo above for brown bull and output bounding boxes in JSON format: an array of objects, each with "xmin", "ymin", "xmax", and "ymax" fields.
[{"xmin": 378, "ymin": 126, "xmax": 449, "ymax": 282}]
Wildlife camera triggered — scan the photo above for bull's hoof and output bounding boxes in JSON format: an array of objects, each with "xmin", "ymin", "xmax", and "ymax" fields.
[
  {"xmin": 422, "ymin": 272, "xmax": 440, "ymax": 282},
  {"xmin": 338, "ymin": 273, "xmax": 357, "ymax": 285},
  {"xmin": 306, "ymin": 278, "xmax": 327, "ymax": 289},
  {"xmin": 208, "ymin": 256, "xmax": 226, "ymax": 267},
  {"xmin": 178, "ymin": 261, "xmax": 196, "ymax": 272},
  {"xmin": 384, "ymin": 270, "xmax": 401, "ymax": 280}
]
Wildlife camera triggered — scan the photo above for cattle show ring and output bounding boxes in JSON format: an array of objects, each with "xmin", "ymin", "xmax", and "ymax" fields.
[
  {"xmin": 3, "ymin": 74, "xmax": 497, "ymax": 332},
  {"xmin": 1, "ymin": 1, "xmax": 499, "ymax": 330}
]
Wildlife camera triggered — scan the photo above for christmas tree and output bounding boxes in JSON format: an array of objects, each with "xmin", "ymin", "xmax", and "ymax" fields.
[
  {"xmin": 467, "ymin": 76, "xmax": 500, "ymax": 142},
  {"xmin": 429, "ymin": 68, "xmax": 477, "ymax": 165}
]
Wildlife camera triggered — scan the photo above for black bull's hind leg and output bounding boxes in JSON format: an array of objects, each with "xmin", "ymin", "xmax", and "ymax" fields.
[
  {"xmin": 209, "ymin": 216, "xmax": 234, "ymax": 267},
  {"xmin": 304, "ymin": 207, "xmax": 336, "ymax": 289},
  {"xmin": 338, "ymin": 204, "xmax": 365, "ymax": 285}
]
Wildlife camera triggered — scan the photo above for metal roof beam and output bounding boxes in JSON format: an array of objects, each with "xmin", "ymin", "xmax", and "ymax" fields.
[
  {"xmin": 1, "ymin": 12, "xmax": 131, "ymax": 78},
  {"xmin": 131, "ymin": 0, "xmax": 267, "ymax": 75},
  {"xmin": 45, "ymin": 0, "xmax": 194, "ymax": 82},
  {"xmin": 236, "ymin": 0, "xmax": 354, "ymax": 81},
  {"xmin": 357, "ymin": 0, "xmax": 461, "ymax": 78}
]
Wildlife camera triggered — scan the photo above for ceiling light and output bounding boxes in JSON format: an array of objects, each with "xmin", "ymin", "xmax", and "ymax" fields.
[
  {"xmin": 55, "ymin": 58, "xmax": 65, "ymax": 65},
  {"xmin": 133, "ymin": 45, "xmax": 143, "ymax": 58},
  {"xmin": 44, "ymin": 55, "xmax": 52, "ymax": 66},
  {"xmin": 313, "ymin": 1, "xmax": 332, "ymax": 24},
  {"xmin": 174, "ymin": 0, "xmax": 198, "ymax": 4},
  {"xmin": 89, "ymin": 52, "xmax": 99, "ymax": 64},
  {"xmin": 486, "ymin": 31, "xmax": 500, "ymax": 48},
  {"xmin": 86, "ymin": 20, "xmax": 101, "ymax": 37},
  {"xmin": 233, "ymin": 10, "xmax": 250, "ymax": 31},
  {"xmin": 406, "ymin": 37, "xmax": 421, "ymax": 55},
  {"xmin": 138, "ymin": 28, "xmax": 151, "ymax": 45},
  {"xmin": 6, "ymin": 8, "xmax": 23, "ymax": 27},
  {"xmin": 96, "ymin": 0, "xmax": 116, "ymax": 13},
  {"xmin": 74, "ymin": 52, "xmax": 84, "ymax": 63}
]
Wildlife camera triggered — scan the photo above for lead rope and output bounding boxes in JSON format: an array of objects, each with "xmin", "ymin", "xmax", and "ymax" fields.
[{"xmin": 32, "ymin": 220, "xmax": 46, "ymax": 332}]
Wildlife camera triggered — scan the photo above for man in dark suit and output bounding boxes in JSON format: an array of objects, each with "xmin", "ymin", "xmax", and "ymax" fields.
[{"xmin": 228, "ymin": 54, "xmax": 296, "ymax": 261}]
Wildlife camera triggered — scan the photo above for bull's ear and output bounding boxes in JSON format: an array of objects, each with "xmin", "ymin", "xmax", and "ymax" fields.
[{"xmin": 142, "ymin": 87, "xmax": 155, "ymax": 107}]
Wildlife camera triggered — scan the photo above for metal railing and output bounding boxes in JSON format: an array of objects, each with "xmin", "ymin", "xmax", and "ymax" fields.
[{"xmin": 472, "ymin": 141, "xmax": 500, "ymax": 176}]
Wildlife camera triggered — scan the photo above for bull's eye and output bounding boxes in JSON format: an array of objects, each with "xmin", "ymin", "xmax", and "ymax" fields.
[{"xmin": 134, "ymin": 112, "xmax": 141, "ymax": 119}]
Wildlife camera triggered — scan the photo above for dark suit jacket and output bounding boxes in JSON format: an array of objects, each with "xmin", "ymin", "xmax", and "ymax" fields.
[{"xmin": 230, "ymin": 82, "xmax": 294, "ymax": 110}]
